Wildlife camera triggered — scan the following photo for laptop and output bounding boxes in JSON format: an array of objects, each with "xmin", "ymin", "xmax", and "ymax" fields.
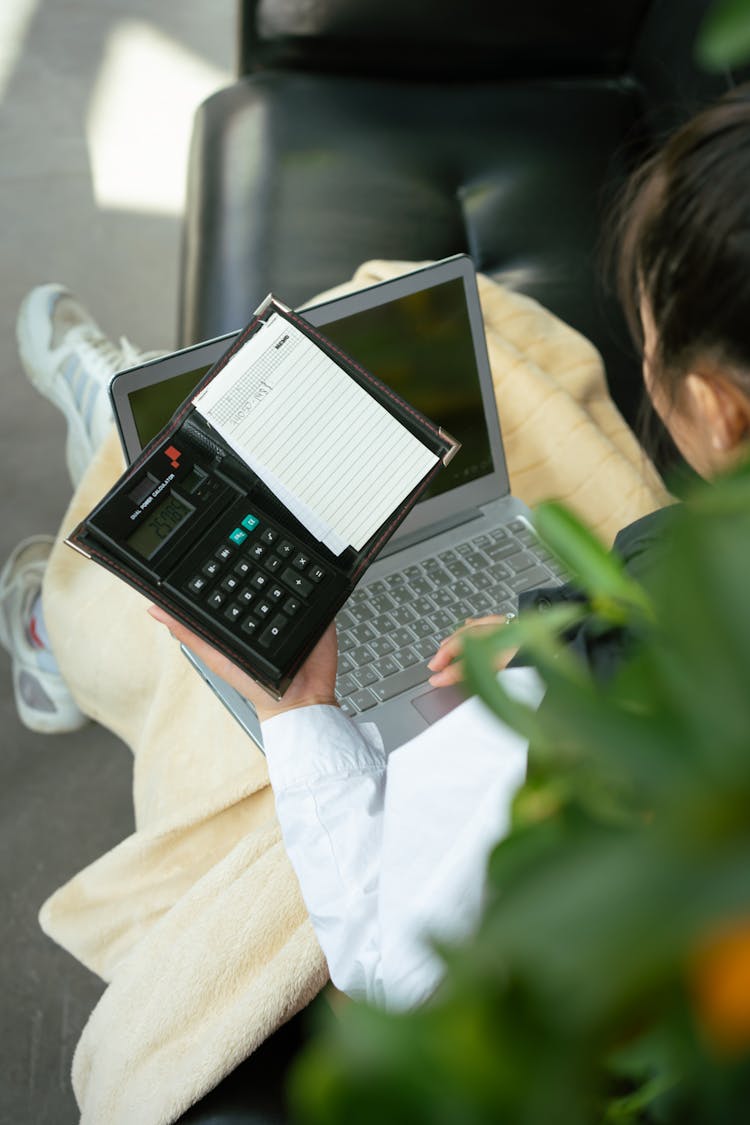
[{"xmin": 109, "ymin": 255, "xmax": 561, "ymax": 750}]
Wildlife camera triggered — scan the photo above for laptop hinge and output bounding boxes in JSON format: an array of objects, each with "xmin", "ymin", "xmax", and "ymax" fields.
[{"xmin": 378, "ymin": 509, "xmax": 483, "ymax": 558}]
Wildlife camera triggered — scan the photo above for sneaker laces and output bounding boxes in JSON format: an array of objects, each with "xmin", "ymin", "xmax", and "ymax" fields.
[{"xmin": 62, "ymin": 324, "xmax": 152, "ymax": 382}]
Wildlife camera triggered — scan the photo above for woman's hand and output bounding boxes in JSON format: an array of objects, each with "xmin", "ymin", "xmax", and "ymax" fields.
[
  {"xmin": 427, "ymin": 614, "xmax": 518, "ymax": 687},
  {"xmin": 147, "ymin": 605, "xmax": 339, "ymax": 723}
]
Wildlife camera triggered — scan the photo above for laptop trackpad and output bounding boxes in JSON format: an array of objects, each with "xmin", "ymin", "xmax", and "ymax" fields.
[{"xmin": 412, "ymin": 685, "xmax": 467, "ymax": 724}]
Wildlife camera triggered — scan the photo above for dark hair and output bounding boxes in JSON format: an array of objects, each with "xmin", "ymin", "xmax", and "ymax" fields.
[{"xmin": 617, "ymin": 84, "xmax": 750, "ymax": 407}]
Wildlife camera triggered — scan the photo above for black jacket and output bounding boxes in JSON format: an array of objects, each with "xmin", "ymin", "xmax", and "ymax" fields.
[{"xmin": 515, "ymin": 506, "xmax": 675, "ymax": 680}]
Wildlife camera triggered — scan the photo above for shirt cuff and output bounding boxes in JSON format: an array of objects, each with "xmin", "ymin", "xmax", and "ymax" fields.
[{"xmin": 262, "ymin": 704, "xmax": 386, "ymax": 789}]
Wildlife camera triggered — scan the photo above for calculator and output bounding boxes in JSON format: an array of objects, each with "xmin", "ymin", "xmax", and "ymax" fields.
[{"xmin": 67, "ymin": 429, "xmax": 343, "ymax": 696}]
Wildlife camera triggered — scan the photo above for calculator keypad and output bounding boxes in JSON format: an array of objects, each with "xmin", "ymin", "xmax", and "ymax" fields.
[{"xmin": 182, "ymin": 510, "xmax": 330, "ymax": 654}]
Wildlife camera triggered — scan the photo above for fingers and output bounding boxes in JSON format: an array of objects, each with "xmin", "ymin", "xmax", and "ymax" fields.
[
  {"xmin": 427, "ymin": 614, "xmax": 512, "ymax": 688},
  {"xmin": 427, "ymin": 630, "xmax": 464, "ymax": 674},
  {"xmin": 147, "ymin": 604, "xmax": 337, "ymax": 720}
]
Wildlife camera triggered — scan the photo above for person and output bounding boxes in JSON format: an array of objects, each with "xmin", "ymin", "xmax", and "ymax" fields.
[
  {"xmin": 148, "ymin": 83, "xmax": 750, "ymax": 1006},
  {"xmin": 4, "ymin": 86, "xmax": 750, "ymax": 1014}
]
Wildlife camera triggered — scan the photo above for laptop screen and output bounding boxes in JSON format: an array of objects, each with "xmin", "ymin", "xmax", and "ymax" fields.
[{"xmin": 124, "ymin": 277, "xmax": 494, "ymax": 504}]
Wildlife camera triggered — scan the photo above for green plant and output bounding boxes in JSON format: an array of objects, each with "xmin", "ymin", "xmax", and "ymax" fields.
[
  {"xmin": 696, "ymin": 0, "xmax": 750, "ymax": 70},
  {"xmin": 290, "ymin": 463, "xmax": 750, "ymax": 1125}
]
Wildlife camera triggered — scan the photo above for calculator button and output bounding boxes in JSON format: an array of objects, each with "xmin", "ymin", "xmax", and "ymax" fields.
[
  {"xmin": 233, "ymin": 558, "xmax": 252, "ymax": 578},
  {"xmin": 264, "ymin": 555, "xmax": 283, "ymax": 574},
  {"xmin": 268, "ymin": 584, "xmax": 285, "ymax": 603},
  {"xmin": 255, "ymin": 600, "xmax": 273, "ymax": 619},
  {"xmin": 187, "ymin": 575, "xmax": 208, "ymax": 595},
  {"xmin": 237, "ymin": 586, "xmax": 255, "ymax": 606},
  {"xmin": 229, "ymin": 528, "xmax": 248, "ymax": 546},
  {"xmin": 284, "ymin": 597, "xmax": 302, "ymax": 616},
  {"xmin": 309, "ymin": 564, "xmax": 326, "ymax": 583},
  {"xmin": 250, "ymin": 572, "xmax": 269, "ymax": 591},
  {"xmin": 260, "ymin": 528, "xmax": 278, "ymax": 545},
  {"xmin": 259, "ymin": 614, "xmax": 288, "ymax": 648},
  {"xmin": 224, "ymin": 603, "xmax": 243, "ymax": 623},
  {"xmin": 241, "ymin": 616, "xmax": 259, "ymax": 637},
  {"xmin": 202, "ymin": 560, "xmax": 221, "ymax": 579},
  {"xmin": 292, "ymin": 552, "xmax": 310, "ymax": 571},
  {"xmin": 221, "ymin": 575, "xmax": 240, "ymax": 593},
  {"xmin": 276, "ymin": 540, "xmax": 294, "ymax": 558},
  {"xmin": 249, "ymin": 543, "xmax": 266, "ymax": 560},
  {"xmin": 215, "ymin": 544, "xmax": 234, "ymax": 562},
  {"xmin": 208, "ymin": 590, "xmax": 226, "ymax": 610},
  {"xmin": 282, "ymin": 568, "xmax": 313, "ymax": 598},
  {"xmin": 241, "ymin": 514, "xmax": 260, "ymax": 532}
]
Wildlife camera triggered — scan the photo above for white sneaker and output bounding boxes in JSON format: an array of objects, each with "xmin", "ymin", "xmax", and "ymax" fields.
[
  {"xmin": 16, "ymin": 284, "xmax": 160, "ymax": 488},
  {"xmin": 0, "ymin": 536, "xmax": 88, "ymax": 734}
]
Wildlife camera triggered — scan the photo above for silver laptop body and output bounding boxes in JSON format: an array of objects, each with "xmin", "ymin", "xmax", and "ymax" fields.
[{"xmin": 109, "ymin": 256, "xmax": 560, "ymax": 751}]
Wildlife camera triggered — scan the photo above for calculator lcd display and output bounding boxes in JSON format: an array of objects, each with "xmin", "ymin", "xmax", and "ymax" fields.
[{"xmin": 127, "ymin": 493, "xmax": 193, "ymax": 560}]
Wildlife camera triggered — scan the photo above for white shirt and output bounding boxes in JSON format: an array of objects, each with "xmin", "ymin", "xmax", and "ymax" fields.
[{"xmin": 262, "ymin": 667, "xmax": 545, "ymax": 1010}]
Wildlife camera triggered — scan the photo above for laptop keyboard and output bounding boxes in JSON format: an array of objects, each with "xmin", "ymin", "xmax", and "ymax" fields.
[{"xmin": 335, "ymin": 517, "xmax": 563, "ymax": 715}]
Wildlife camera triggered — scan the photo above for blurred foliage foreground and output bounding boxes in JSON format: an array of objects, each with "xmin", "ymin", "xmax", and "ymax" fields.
[{"xmin": 291, "ymin": 462, "xmax": 750, "ymax": 1125}]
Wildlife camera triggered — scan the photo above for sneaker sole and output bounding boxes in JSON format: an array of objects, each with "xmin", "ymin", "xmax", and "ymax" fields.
[{"xmin": 0, "ymin": 536, "xmax": 88, "ymax": 734}]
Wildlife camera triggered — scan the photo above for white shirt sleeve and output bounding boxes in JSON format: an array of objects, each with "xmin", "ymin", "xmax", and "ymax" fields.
[{"xmin": 262, "ymin": 666, "xmax": 545, "ymax": 1010}]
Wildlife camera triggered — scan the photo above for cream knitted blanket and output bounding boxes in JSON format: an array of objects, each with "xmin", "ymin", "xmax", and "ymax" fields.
[{"xmin": 39, "ymin": 262, "xmax": 671, "ymax": 1125}]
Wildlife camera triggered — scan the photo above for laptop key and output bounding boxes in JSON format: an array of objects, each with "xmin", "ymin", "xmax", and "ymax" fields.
[
  {"xmin": 370, "ymin": 612, "xmax": 397, "ymax": 633},
  {"xmin": 350, "ymin": 643, "xmax": 376, "ymax": 667},
  {"xmin": 505, "ymin": 551, "xmax": 537, "ymax": 573},
  {"xmin": 337, "ymin": 631, "xmax": 355, "ymax": 654},
  {"xmin": 411, "ymin": 596, "xmax": 436, "ymax": 618},
  {"xmin": 370, "ymin": 661, "xmax": 431, "ymax": 703},
  {"xmin": 350, "ymin": 622, "xmax": 378, "ymax": 646},
  {"xmin": 354, "ymin": 664, "xmax": 378, "ymax": 688},
  {"xmin": 371, "ymin": 655, "xmax": 401, "ymax": 679},
  {"xmin": 391, "ymin": 627, "xmax": 417, "ymax": 649},
  {"xmin": 464, "ymin": 552, "xmax": 490, "ymax": 570},
  {"xmin": 430, "ymin": 609, "xmax": 457, "ymax": 633},
  {"xmin": 507, "ymin": 566, "xmax": 556, "ymax": 593},
  {"xmin": 408, "ymin": 577, "xmax": 434, "ymax": 597},
  {"xmin": 348, "ymin": 601, "xmax": 376, "ymax": 624},
  {"xmin": 369, "ymin": 636, "xmax": 396, "ymax": 659},
  {"xmin": 485, "ymin": 541, "xmax": 519, "ymax": 561},
  {"xmin": 414, "ymin": 637, "xmax": 438, "ymax": 660},
  {"xmin": 368, "ymin": 593, "xmax": 396, "ymax": 615},
  {"xmin": 337, "ymin": 608, "xmax": 356, "ymax": 630},
  {"xmin": 444, "ymin": 560, "xmax": 471, "ymax": 579},
  {"xmin": 350, "ymin": 688, "xmax": 378, "ymax": 712},
  {"xmin": 336, "ymin": 673, "xmax": 359, "ymax": 697},
  {"xmin": 390, "ymin": 604, "xmax": 417, "ymax": 626},
  {"xmin": 395, "ymin": 645, "xmax": 420, "ymax": 668},
  {"xmin": 470, "ymin": 591, "xmax": 497, "ymax": 614}
]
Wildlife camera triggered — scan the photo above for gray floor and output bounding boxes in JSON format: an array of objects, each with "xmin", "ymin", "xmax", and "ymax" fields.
[{"xmin": 0, "ymin": 4, "xmax": 234, "ymax": 1121}]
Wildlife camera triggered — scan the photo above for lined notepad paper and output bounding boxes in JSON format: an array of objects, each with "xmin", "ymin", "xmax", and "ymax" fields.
[{"xmin": 193, "ymin": 313, "xmax": 438, "ymax": 555}]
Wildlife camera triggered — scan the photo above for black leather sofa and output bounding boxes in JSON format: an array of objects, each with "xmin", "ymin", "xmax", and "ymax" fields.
[{"xmin": 173, "ymin": 2, "xmax": 737, "ymax": 1120}]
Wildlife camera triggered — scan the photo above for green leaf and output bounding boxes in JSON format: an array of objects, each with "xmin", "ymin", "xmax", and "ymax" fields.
[
  {"xmin": 461, "ymin": 605, "xmax": 587, "ymax": 740},
  {"xmin": 695, "ymin": 0, "xmax": 750, "ymax": 71},
  {"xmin": 533, "ymin": 502, "xmax": 653, "ymax": 622}
]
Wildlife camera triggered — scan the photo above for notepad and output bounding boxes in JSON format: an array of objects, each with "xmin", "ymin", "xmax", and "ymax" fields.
[{"xmin": 193, "ymin": 313, "xmax": 439, "ymax": 555}]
